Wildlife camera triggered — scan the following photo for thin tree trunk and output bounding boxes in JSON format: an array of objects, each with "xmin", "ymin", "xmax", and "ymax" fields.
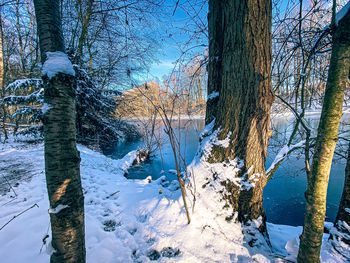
[
  {"xmin": 76, "ymin": 0, "xmax": 94, "ymax": 66},
  {"xmin": 0, "ymin": 10, "xmax": 8, "ymax": 141},
  {"xmin": 206, "ymin": 0, "xmax": 273, "ymax": 232},
  {"xmin": 297, "ymin": 6, "xmax": 350, "ymax": 263},
  {"xmin": 33, "ymin": 0, "xmax": 86, "ymax": 262}
]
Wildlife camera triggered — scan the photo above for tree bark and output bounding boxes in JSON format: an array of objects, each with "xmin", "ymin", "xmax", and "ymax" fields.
[
  {"xmin": 33, "ymin": 0, "xmax": 86, "ymax": 262},
  {"xmin": 76, "ymin": 0, "xmax": 94, "ymax": 66},
  {"xmin": 297, "ymin": 8, "xmax": 350, "ymax": 263},
  {"xmin": 34, "ymin": 0, "xmax": 65, "ymax": 62},
  {"xmin": 330, "ymin": 142, "xmax": 350, "ymax": 253},
  {"xmin": 206, "ymin": 0, "xmax": 273, "ymax": 232}
]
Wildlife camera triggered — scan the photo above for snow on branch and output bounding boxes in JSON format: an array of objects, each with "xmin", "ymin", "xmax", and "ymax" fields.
[
  {"xmin": 5, "ymin": 79, "xmax": 42, "ymax": 92},
  {"xmin": 2, "ymin": 89, "xmax": 44, "ymax": 105},
  {"xmin": 42, "ymin": 51, "xmax": 75, "ymax": 79},
  {"xmin": 11, "ymin": 106, "xmax": 41, "ymax": 120},
  {"xmin": 266, "ymin": 140, "xmax": 305, "ymax": 177}
]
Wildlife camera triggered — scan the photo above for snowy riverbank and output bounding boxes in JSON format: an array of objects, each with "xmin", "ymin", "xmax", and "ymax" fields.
[{"xmin": 0, "ymin": 139, "xmax": 345, "ymax": 262}]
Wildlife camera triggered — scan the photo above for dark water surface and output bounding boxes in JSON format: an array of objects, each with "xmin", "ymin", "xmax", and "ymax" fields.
[{"xmin": 103, "ymin": 114, "xmax": 350, "ymax": 226}]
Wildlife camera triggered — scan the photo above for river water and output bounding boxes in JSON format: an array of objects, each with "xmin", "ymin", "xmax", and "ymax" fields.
[{"xmin": 103, "ymin": 114, "xmax": 350, "ymax": 226}]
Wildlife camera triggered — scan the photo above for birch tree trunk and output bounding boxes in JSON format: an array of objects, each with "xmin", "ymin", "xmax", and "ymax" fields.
[
  {"xmin": 206, "ymin": 0, "xmax": 273, "ymax": 232},
  {"xmin": 297, "ymin": 7, "xmax": 350, "ymax": 263},
  {"xmin": 33, "ymin": 0, "xmax": 86, "ymax": 262}
]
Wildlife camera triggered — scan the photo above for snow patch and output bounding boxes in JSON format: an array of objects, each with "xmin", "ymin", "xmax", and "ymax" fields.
[
  {"xmin": 41, "ymin": 103, "xmax": 52, "ymax": 115},
  {"xmin": 0, "ymin": 136, "xmax": 345, "ymax": 263},
  {"xmin": 42, "ymin": 51, "xmax": 75, "ymax": 79},
  {"xmin": 198, "ymin": 124, "xmax": 232, "ymax": 161},
  {"xmin": 213, "ymin": 131, "xmax": 231, "ymax": 148},
  {"xmin": 285, "ymin": 236, "xmax": 300, "ymax": 258},
  {"xmin": 207, "ymin": 91, "xmax": 219, "ymax": 100},
  {"xmin": 119, "ymin": 150, "xmax": 138, "ymax": 173},
  {"xmin": 46, "ymin": 242, "xmax": 57, "ymax": 256},
  {"xmin": 48, "ymin": 204, "xmax": 69, "ymax": 214},
  {"xmin": 199, "ymin": 119, "xmax": 215, "ymax": 139}
]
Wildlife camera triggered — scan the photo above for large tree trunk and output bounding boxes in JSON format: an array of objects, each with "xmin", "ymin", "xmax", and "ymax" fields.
[
  {"xmin": 33, "ymin": 0, "xmax": 86, "ymax": 262},
  {"xmin": 297, "ymin": 7, "xmax": 350, "ymax": 263},
  {"xmin": 206, "ymin": 0, "xmax": 273, "ymax": 232}
]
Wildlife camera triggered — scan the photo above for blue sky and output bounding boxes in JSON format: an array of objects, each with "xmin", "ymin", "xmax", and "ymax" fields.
[
  {"xmin": 146, "ymin": 0, "xmax": 208, "ymax": 81},
  {"xmin": 145, "ymin": 0, "xmax": 340, "ymax": 82}
]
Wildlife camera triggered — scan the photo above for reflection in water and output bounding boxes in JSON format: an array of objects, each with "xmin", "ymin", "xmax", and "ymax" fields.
[
  {"xmin": 103, "ymin": 115, "xmax": 350, "ymax": 226},
  {"xmin": 265, "ymin": 114, "xmax": 349, "ymax": 225}
]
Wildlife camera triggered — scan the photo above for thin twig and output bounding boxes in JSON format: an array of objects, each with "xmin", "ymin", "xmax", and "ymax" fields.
[
  {"xmin": 2, "ymin": 174, "xmax": 18, "ymax": 197},
  {"xmin": 172, "ymin": 0, "xmax": 180, "ymax": 16},
  {"xmin": 0, "ymin": 203, "xmax": 39, "ymax": 231}
]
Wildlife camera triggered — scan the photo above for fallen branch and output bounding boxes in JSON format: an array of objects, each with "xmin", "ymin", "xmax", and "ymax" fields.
[
  {"xmin": 105, "ymin": 190, "xmax": 120, "ymax": 199},
  {"xmin": 2, "ymin": 174, "xmax": 18, "ymax": 197},
  {"xmin": 0, "ymin": 203, "xmax": 39, "ymax": 231}
]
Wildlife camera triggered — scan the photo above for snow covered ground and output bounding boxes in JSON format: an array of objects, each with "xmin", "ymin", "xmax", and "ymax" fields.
[{"xmin": 0, "ymin": 138, "xmax": 346, "ymax": 262}]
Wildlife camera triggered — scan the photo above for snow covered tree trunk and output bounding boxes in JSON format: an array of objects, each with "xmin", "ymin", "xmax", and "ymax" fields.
[
  {"xmin": 205, "ymin": 0, "xmax": 273, "ymax": 233},
  {"xmin": 297, "ymin": 7, "xmax": 350, "ymax": 263},
  {"xmin": 33, "ymin": 0, "xmax": 86, "ymax": 262}
]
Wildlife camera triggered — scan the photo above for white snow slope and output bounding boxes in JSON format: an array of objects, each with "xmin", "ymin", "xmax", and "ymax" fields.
[{"xmin": 0, "ymin": 139, "xmax": 346, "ymax": 262}]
